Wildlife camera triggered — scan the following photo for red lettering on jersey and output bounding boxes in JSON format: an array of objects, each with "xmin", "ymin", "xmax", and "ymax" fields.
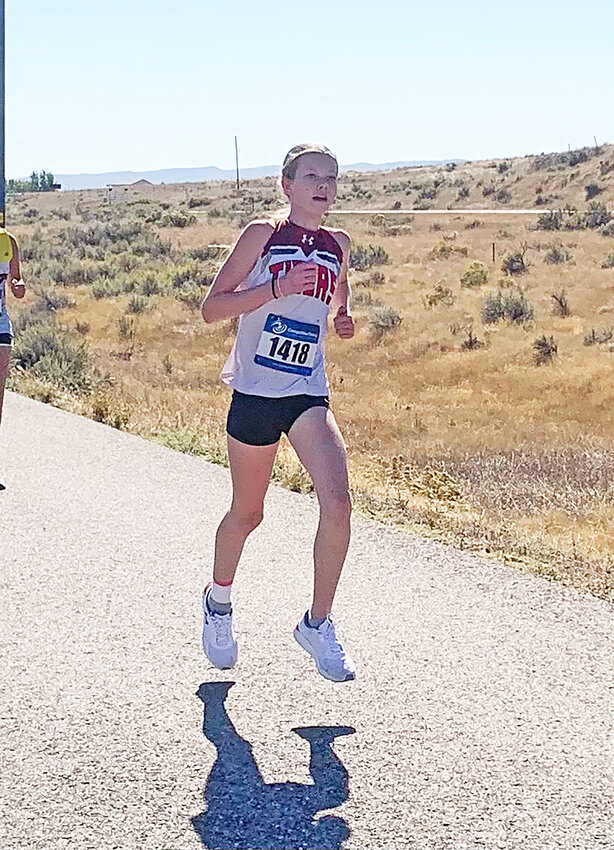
[
  {"xmin": 268, "ymin": 260, "xmax": 338, "ymax": 303},
  {"xmin": 269, "ymin": 260, "xmax": 301, "ymax": 286},
  {"xmin": 315, "ymin": 266, "xmax": 329, "ymax": 302},
  {"xmin": 269, "ymin": 262, "xmax": 283, "ymax": 284}
]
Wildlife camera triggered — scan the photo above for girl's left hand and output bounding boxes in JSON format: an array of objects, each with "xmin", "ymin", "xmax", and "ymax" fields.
[
  {"xmin": 11, "ymin": 280, "xmax": 26, "ymax": 299},
  {"xmin": 334, "ymin": 305, "xmax": 355, "ymax": 339}
]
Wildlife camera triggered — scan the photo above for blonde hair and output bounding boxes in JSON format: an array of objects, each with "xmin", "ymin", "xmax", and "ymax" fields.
[{"xmin": 281, "ymin": 143, "xmax": 339, "ymax": 180}]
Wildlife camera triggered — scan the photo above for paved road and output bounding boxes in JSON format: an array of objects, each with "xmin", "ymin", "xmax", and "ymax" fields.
[{"xmin": 0, "ymin": 391, "xmax": 611, "ymax": 850}]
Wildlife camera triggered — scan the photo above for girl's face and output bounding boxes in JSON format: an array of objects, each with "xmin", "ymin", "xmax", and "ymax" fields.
[{"xmin": 283, "ymin": 153, "xmax": 338, "ymax": 215}]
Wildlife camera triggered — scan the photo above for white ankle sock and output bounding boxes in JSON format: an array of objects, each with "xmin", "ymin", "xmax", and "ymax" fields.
[{"xmin": 210, "ymin": 581, "xmax": 232, "ymax": 605}]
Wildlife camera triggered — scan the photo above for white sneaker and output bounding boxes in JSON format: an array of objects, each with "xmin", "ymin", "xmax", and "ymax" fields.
[
  {"xmin": 202, "ymin": 586, "xmax": 237, "ymax": 669},
  {"xmin": 294, "ymin": 612, "xmax": 356, "ymax": 682}
]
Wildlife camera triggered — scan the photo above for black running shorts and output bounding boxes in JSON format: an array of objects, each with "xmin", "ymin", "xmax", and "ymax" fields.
[
  {"xmin": 226, "ymin": 390, "xmax": 329, "ymax": 446},
  {"xmin": 0, "ymin": 333, "xmax": 12, "ymax": 347}
]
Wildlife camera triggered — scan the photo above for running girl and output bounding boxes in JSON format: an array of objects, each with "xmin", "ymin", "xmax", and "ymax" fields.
[
  {"xmin": 0, "ymin": 227, "xmax": 25, "ymax": 491},
  {"xmin": 200, "ymin": 143, "xmax": 356, "ymax": 682}
]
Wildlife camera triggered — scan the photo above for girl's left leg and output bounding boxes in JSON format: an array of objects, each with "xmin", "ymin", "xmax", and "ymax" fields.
[
  {"xmin": 0, "ymin": 346, "xmax": 11, "ymax": 427},
  {"xmin": 287, "ymin": 406, "xmax": 352, "ymax": 618},
  {"xmin": 0, "ymin": 346, "xmax": 11, "ymax": 490}
]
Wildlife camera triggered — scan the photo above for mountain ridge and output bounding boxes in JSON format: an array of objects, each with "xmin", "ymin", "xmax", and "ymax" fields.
[{"xmin": 52, "ymin": 160, "xmax": 466, "ymax": 191}]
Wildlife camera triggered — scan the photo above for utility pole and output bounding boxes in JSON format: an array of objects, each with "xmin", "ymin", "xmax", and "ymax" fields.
[
  {"xmin": 1, "ymin": 0, "xmax": 5, "ymax": 227},
  {"xmin": 235, "ymin": 135, "xmax": 240, "ymax": 191}
]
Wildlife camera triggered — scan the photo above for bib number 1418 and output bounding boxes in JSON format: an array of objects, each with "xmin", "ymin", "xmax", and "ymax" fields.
[{"xmin": 267, "ymin": 336, "xmax": 311, "ymax": 365}]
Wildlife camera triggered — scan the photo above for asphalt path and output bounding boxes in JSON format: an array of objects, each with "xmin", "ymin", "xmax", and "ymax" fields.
[{"xmin": 0, "ymin": 391, "xmax": 611, "ymax": 850}]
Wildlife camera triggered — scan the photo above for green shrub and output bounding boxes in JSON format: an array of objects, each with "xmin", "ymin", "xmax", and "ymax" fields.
[
  {"xmin": 12, "ymin": 321, "xmax": 92, "ymax": 394},
  {"xmin": 126, "ymin": 294, "xmax": 148, "ymax": 314},
  {"xmin": 91, "ymin": 280, "xmax": 124, "ymax": 299},
  {"xmin": 536, "ymin": 211, "xmax": 562, "ymax": 231},
  {"xmin": 544, "ymin": 242, "xmax": 572, "ymax": 264},
  {"xmin": 601, "ymin": 254, "xmax": 614, "ymax": 269},
  {"xmin": 355, "ymin": 270, "xmax": 385, "ymax": 288},
  {"xmin": 600, "ymin": 222, "xmax": 614, "ymax": 238},
  {"xmin": 460, "ymin": 262, "xmax": 488, "ymax": 288},
  {"xmin": 353, "ymin": 290, "xmax": 384, "ymax": 308},
  {"xmin": 583, "ymin": 327, "xmax": 613, "ymax": 345},
  {"xmin": 533, "ymin": 335, "xmax": 557, "ymax": 365},
  {"xmin": 175, "ymin": 285, "xmax": 204, "ymax": 310},
  {"xmin": 482, "ymin": 292, "xmax": 506, "ymax": 324},
  {"xmin": 423, "ymin": 283, "xmax": 455, "ymax": 308},
  {"xmin": 368, "ymin": 305, "xmax": 402, "ymax": 342},
  {"xmin": 139, "ymin": 275, "xmax": 163, "ymax": 296},
  {"xmin": 428, "ymin": 242, "xmax": 468, "ymax": 260},
  {"xmin": 501, "ymin": 246, "xmax": 528, "ymax": 275},
  {"xmin": 349, "ymin": 244, "xmax": 390, "ymax": 271},
  {"xmin": 583, "ymin": 203, "xmax": 611, "ymax": 230},
  {"xmin": 551, "ymin": 291, "xmax": 570, "ymax": 317},
  {"xmin": 460, "ymin": 328, "xmax": 485, "ymax": 350},
  {"xmin": 187, "ymin": 197, "xmax": 211, "ymax": 209},
  {"xmin": 49, "ymin": 208, "xmax": 71, "ymax": 220},
  {"xmin": 159, "ymin": 210, "xmax": 197, "ymax": 228},
  {"xmin": 585, "ymin": 183, "xmax": 603, "ymax": 200},
  {"xmin": 171, "ymin": 262, "xmax": 214, "ymax": 289},
  {"xmin": 482, "ymin": 290, "xmax": 535, "ymax": 325},
  {"xmin": 38, "ymin": 289, "xmax": 76, "ymax": 311},
  {"xmin": 189, "ymin": 245, "xmax": 224, "ymax": 261},
  {"xmin": 533, "ymin": 148, "xmax": 591, "ymax": 170}
]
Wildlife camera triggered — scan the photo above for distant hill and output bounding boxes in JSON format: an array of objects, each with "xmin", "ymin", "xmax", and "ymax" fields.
[{"xmin": 52, "ymin": 160, "xmax": 465, "ymax": 191}]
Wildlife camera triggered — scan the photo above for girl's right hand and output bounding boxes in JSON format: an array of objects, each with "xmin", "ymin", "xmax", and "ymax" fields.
[{"xmin": 277, "ymin": 262, "xmax": 318, "ymax": 297}]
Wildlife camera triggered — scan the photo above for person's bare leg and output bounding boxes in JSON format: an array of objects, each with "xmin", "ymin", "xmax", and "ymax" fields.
[
  {"xmin": 0, "ymin": 348, "xmax": 11, "ymax": 489},
  {"xmin": 287, "ymin": 407, "xmax": 351, "ymax": 618},
  {"xmin": 0, "ymin": 347, "xmax": 11, "ymax": 428},
  {"xmin": 212, "ymin": 435, "xmax": 279, "ymax": 585}
]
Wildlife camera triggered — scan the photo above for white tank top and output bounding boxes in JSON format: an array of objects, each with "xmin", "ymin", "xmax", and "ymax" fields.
[{"xmin": 221, "ymin": 219, "xmax": 344, "ymax": 398}]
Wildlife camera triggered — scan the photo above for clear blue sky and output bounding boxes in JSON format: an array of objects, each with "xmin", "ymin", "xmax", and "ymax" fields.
[{"xmin": 6, "ymin": 0, "xmax": 614, "ymax": 177}]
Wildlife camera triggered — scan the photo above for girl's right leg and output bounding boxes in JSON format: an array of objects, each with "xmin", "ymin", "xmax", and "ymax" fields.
[
  {"xmin": 212, "ymin": 434, "xmax": 279, "ymax": 585},
  {"xmin": 202, "ymin": 434, "xmax": 278, "ymax": 669}
]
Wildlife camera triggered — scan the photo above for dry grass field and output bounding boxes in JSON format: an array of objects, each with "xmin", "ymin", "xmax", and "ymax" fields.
[{"xmin": 5, "ymin": 144, "xmax": 614, "ymax": 599}]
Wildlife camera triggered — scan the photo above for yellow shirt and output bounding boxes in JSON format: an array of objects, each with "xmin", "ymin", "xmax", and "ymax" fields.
[{"xmin": 0, "ymin": 228, "xmax": 14, "ymax": 272}]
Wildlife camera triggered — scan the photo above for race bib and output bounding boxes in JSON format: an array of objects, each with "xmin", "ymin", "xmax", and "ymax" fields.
[{"xmin": 254, "ymin": 314, "xmax": 320, "ymax": 376}]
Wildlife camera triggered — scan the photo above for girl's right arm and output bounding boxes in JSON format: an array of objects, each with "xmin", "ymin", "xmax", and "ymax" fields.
[{"xmin": 201, "ymin": 221, "xmax": 275, "ymax": 324}]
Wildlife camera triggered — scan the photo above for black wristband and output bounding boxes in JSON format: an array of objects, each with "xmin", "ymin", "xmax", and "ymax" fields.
[{"xmin": 271, "ymin": 279, "xmax": 278, "ymax": 299}]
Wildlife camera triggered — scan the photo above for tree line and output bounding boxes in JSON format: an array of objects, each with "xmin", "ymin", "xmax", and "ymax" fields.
[{"xmin": 7, "ymin": 170, "xmax": 57, "ymax": 193}]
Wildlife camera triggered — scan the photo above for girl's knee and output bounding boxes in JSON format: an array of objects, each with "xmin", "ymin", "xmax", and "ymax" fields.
[
  {"xmin": 228, "ymin": 506, "xmax": 264, "ymax": 535},
  {"xmin": 320, "ymin": 490, "xmax": 352, "ymax": 523}
]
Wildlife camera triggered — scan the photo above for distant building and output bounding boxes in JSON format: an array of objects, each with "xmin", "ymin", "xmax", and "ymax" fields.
[{"xmin": 106, "ymin": 179, "xmax": 155, "ymax": 202}]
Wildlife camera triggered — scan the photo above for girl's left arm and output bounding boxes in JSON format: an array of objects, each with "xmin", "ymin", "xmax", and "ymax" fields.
[{"xmin": 8, "ymin": 236, "xmax": 25, "ymax": 298}]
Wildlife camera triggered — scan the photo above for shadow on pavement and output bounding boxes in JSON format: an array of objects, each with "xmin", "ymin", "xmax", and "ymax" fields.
[{"xmin": 192, "ymin": 681, "xmax": 355, "ymax": 850}]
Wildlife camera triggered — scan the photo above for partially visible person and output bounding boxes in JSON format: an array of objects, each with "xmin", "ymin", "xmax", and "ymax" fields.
[{"xmin": 0, "ymin": 226, "xmax": 26, "ymax": 491}]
